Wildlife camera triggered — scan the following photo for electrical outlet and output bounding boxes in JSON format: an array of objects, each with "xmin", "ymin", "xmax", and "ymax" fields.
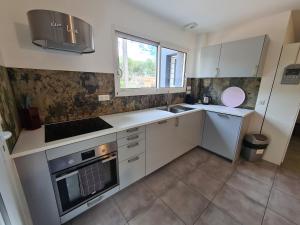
[{"xmin": 98, "ymin": 95, "xmax": 111, "ymax": 102}]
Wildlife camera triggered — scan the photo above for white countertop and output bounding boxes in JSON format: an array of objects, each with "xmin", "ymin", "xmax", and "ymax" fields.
[{"xmin": 11, "ymin": 104, "xmax": 253, "ymax": 159}]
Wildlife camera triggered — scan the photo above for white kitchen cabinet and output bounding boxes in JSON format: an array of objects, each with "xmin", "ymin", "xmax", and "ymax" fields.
[
  {"xmin": 198, "ymin": 44, "xmax": 221, "ymax": 77},
  {"xmin": 201, "ymin": 111, "xmax": 246, "ymax": 161},
  {"xmin": 218, "ymin": 35, "xmax": 268, "ymax": 77},
  {"xmin": 119, "ymin": 153, "xmax": 145, "ymax": 189},
  {"xmin": 174, "ymin": 111, "xmax": 204, "ymax": 156},
  {"xmin": 146, "ymin": 119, "xmax": 177, "ymax": 175},
  {"xmin": 117, "ymin": 126, "xmax": 146, "ymax": 189},
  {"xmin": 146, "ymin": 112, "xmax": 204, "ymax": 175}
]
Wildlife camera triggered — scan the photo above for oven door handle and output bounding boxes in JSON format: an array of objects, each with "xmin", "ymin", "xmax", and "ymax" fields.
[
  {"xmin": 55, "ymin": 171, "xmax": 79, "ymax": 182},
  {"xmin": 101, "ymin": 155, "xmax": 117, "ymax": 163}
]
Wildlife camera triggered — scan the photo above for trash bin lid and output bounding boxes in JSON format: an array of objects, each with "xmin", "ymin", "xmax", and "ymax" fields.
[{"xmin": 244, "ymin": 134, "xmax": 269, "ymax": 145}]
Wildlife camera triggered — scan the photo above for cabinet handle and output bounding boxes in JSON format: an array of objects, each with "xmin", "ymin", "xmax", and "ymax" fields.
[
  {"xmin": 127, "ymin": 135, "xmax": 139, "ymax": 141},
  {"xmin": 158, "ymin": 120, "xmax": 167, "ymax": 125},
  {"xmin": 217, "ymin": 113, "xmax": 229, "ymax": 118},
  {"xmin": 87, "ymin": 195, "xmax": 103, "ymax": 207},
  {"xmin": 253, "ymin": 65, "xmax": 259, "ymax": 76},
  {"xmin": 127, "ymin": 142, "xmax": 139, "ymax": 149},
  {"xmin": 126, "ymin": 127, "xmax": 138, "ymax": 133},
  {"xmin": 128, "ymin": 156, "xmax": 139, "ymax": 163},
  {"xmin": 216, "ymin": 67, "xmax": 220, "ymax": 76},
  {"xmin": 175, "ymin": 118, "xmax": 179, "ymax": 127}
]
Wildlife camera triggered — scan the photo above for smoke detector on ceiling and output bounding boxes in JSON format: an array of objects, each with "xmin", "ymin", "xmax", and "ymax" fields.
[{"xmin": 183, "ymin": 22, "xmax": 198, "ymax": 30}]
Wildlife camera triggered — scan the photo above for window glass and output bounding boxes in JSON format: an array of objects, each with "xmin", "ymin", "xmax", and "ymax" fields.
[
  {"xmin": 117, "ymin": 36, "xmax": 158, "ymax": 89},
  {"xmin": 160, "ymin": 47, "xmax": 186, "ymax": 88}
]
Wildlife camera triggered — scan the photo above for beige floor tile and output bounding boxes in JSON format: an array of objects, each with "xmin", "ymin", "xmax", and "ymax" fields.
[
  {"xmin": 128, "ymin": 199, "xmax": 184, "ymax": 225},
  {"xmin": 180, "ymin": 148, "xmax": 211, "ymax": 168},
  {"xmin": 161, "ymin": 180, "xmax": 209, "ymax": 225},
  {"xmin": 274, "ymin": 170, "xmax": 300, "ymax": 198},
  {"xmin": 183, "ymin": 168, "xmax": 224, "ymax": 200},
  {"xmin": 262, "ymin": 209, "xmax": 297, "ymax": 225},
  {"xmin": 268, "ymin": 189, "xmax": 300, "ymax": 225},
  {"xmin": 70, "ymin": 198, "xmax": 127, "ymax": 225},
  {"xmin": 142, "ymin": 167, "xmax": 178, "ymax": 197},
  {"xmin": 114, "ymin": 181, "xmax": 156, "ymax": 221},
  {"xmin": 227, "ymin": 172, "xmax": 272, "ymax": 206},
  {"xmin": 237, "ymin": 160, "xmax": 277, "ymax": 185},
  {"xmin": 213, "ymin": 185, "xmax": 265, "ymax": 225},
  {"xmin": 198, "ymin": 156, "xmax": 235, "ymax": 182},
  {"xmin": 165, "ymin": 156, "xmax": 196, "ymax": 179},
  {"xmin": 194, "ymin": 204, "xmax": 241, "ymax": 225}
]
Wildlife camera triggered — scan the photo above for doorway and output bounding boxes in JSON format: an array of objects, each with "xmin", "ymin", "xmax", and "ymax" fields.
[{"xmin": 281, "ymin": 112, "xmax": 300, "ymax": 174}]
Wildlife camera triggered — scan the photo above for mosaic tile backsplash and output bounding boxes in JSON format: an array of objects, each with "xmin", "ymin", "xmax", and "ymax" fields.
[
  {"xmin": 0, "ymin": 66, "xmax": 20, "ymax": 152},
  {"xmin": 8, "ymin": 68, "xmax": 185, "ymax": 124},
  {"xmin": 187, "ymin": 77, "xmax": 261, "ymax": 109}
]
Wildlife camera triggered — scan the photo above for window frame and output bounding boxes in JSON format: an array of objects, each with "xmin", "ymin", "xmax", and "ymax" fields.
[{"xmin": 114, "ymin": 30, "xmax": 187, "ymax": 97}]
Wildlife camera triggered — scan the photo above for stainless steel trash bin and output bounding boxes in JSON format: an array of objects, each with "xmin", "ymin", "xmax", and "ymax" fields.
[{"xmin": 241, "ymin": 134, "xmax": 269, "ymax": 161}]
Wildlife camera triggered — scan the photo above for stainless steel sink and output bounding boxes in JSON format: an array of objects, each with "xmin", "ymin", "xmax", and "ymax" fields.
[{"xmin": 157, "ymin": 105, "xmax": 194, "ymax": 113}]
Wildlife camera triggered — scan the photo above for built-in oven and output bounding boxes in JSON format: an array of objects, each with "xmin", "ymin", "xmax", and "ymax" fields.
[{"xmin": 48, "ymin": 142, "xmax": 118, "ymax": 219}]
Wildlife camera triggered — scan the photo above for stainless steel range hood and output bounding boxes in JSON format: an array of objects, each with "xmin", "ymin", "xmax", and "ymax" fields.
[{"xmin": 27, "ymin": 10, "xmax": 95, "ymax": 54}]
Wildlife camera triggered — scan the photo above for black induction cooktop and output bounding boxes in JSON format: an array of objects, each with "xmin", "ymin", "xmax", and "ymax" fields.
[{"xmin": 45, "ymin": 117, "xmax": 113, "ymax": 142}]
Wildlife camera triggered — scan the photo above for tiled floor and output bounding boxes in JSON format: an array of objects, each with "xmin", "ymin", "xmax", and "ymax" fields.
[{"xmin": 67, "ymin": 141, "xmax": 300, "ymax": 225}]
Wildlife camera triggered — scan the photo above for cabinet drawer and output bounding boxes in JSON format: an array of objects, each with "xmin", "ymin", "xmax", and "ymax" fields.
[
  {"xmin": 118, "ymin": 139, "xmax": 145, "ymax": 162},
  {"xmin": 119, "ymin": 153, "xmax": 145, "ymax": 190},
  {"xmin": 117, "ymin": 132, "xmax": 145, "ymax": 147},
  {"xmin": 117, "ymin": 126, "xmax": 145, "ymax": 139}
]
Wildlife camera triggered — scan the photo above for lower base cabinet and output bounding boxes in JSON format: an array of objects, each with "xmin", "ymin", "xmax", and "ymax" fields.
[
  {"xmin": 117, "ymin": 126, "xmax": 146, "ymax": 190},
  {"xmin": 119, "ymin": 153, "xmax": 145, "ymax": 189},
  {"xmin": 146, "ymin": 112, "xmax": 203, "ymax": 175},
  {"xmin": 201, "ymin": 111, "xmax": 248, "ymax": 161}
]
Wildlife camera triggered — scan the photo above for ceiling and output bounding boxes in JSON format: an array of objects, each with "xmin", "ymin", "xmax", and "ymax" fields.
[{"xmin": 125, "ymin": 0, "xmax": 300, "ymax": 33}]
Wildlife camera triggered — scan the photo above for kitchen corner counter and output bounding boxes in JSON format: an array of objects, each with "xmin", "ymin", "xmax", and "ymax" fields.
[{"xmin": 11, "ymin": 104, "xmax": 253, "ymax": 159}]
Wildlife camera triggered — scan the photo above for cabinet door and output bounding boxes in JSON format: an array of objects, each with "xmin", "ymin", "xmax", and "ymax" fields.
[
  {"xmin": 146, "ymin": 119, "xmax": 176, "ymax": 175},
  {"xmin": 119, "ymin": 153, "xmax": 145, "ymax": 190},
  {"xmin": 198, "ymin": 44, "xmax": 221, "ymax": 77},
  {"xmin": 175, "ymin": 111, "xmax": 204, "ymax": 156},
  {"xmin": 219, "ymin": 35, "xmax": 266, "ymax": 77},
  {"xmin": 202, "ymin": 111, "xmax": 242, "ymax": 160}
]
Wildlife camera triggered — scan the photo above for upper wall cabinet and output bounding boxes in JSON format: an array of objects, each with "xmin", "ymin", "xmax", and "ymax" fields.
[
  {"xmin": 195, "ymin": 35, "xmax": 269, "ymax": 78},
  {"xmin": 218, "ymin": 35, "xmax": 268, "ymax": 77},
  {"xmin": 198, "ymin": 44, "xmax": 221, "ymax": 77}
]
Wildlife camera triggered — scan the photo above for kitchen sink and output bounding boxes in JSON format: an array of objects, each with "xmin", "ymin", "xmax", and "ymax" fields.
[{"xmin": 157, "ymin": 105, "xmax": 194, "ymax": 113}]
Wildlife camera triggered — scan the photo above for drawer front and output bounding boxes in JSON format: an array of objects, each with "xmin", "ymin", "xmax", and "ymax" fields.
[
  {"xmin": 117, "ymin": 126, "xmax": 145, "ymax": 139},
  {"xmin": 117, "ymin": 132, "xmax": 145, "ymax": 147},
  {"xmin": 118, "ymin": 139, "xmax": 145, "ymax": 162},
  {"xmin": 119, "ymin": 153, "xmax": 145, "ymax": 190}
]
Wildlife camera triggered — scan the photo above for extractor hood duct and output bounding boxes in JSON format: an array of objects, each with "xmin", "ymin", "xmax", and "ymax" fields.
[{"xmin": 27, "ymin": 9, "xmax": 95, "ymax": 54}]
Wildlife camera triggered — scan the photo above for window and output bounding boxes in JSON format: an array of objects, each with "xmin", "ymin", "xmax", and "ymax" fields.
[
  {"xmin": 115, "ymin": 31, "xmax": 187, "ymax": 96},
  {"xmin": 160, "ymin": 47, "xmax": 186, "ymax": 88}
]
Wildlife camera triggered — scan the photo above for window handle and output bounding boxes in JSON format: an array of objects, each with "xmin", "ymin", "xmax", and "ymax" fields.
[{"xmin": 117, "ymin": 68, "xmax": 123, "ymax": 78}]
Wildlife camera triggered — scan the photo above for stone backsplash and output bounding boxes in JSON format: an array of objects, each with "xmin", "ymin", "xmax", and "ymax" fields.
[
  {"xmin": 8, "ymin": 68, "xmax": 185, "ymax": 124},
  {"xmin": 0, "ymin": 66, "xmax": 20, "ymax": 152},
  {"xmin": 187, "ymin": 77, "xmax": 261, "ymax": 109}
]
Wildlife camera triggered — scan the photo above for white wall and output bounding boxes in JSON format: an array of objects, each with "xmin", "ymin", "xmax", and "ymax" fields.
[
  {"xmin": 0, "ymin": 0, "xmax": 196, "ymax": 76},
  {"xmin": 206, "ymin": 11, "xmax": 291, "ymax": 135}
]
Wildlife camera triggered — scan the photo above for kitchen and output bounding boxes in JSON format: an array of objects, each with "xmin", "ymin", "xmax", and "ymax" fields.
[{"xmin": 0, "ymin": 1, "xmax": 300, "ymax": 225}]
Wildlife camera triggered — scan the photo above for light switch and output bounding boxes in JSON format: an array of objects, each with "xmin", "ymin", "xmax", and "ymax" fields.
[{"xmin": 98, "ymin": 95, "xmax": 111, "ymax": 102}]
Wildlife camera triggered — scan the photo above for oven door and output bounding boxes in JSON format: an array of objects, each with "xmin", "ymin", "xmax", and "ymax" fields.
[{"xmin": 52, "ymin": 152, "xmax": 118, "ymax": 215}]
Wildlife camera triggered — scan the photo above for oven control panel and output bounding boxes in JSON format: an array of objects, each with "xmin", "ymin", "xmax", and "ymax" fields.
[{"xmin": 281, "ymin": 64, "xmax": 300, "ymax": 85}]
